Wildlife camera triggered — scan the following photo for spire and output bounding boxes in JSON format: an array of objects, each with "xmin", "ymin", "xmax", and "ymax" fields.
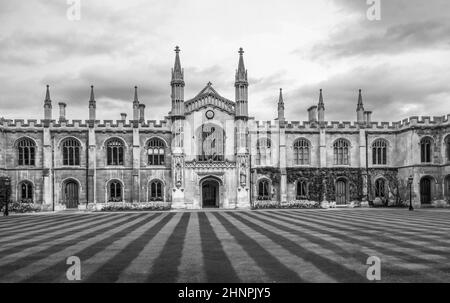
[
  {"xmin": 134, "ymin": 86, "xmax": 139, "ymax": 103},
  {"xmin": 89, "ymin": 85, "xmax": 95, "ymax": 102},
  {"xmin": 357, "ymin": 89, "xmax": 364, "ymax": 111},
  {"xmin": 277, "ymin": 88, "xmax": 285, "ymax": 123},
  {"xmin": 235, "ymin": 47, "xmax": 247, "ymax": 82},
  {"xmin": 45, "ymin": 84, "xmax": 51, "ymax": 102},
  {"xmin": 171, "ymin": 46, "xmax": 184, "ymax": 82},
  {"xmin": 318, "ymin": 88, "xmax": 324, "ymax": 110},
  {"xmin": 278, "ymin": 88, "xmax": 284, "ymax": 110}
]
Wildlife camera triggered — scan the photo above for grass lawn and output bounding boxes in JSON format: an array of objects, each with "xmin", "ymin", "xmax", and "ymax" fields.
[{"xmin": 0, "ymin": 208, "xmax": 449, "ymax": 283}]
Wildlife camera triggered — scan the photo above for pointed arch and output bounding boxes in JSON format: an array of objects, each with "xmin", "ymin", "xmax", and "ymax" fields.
[
  {"xmin": 16, "ymin": 137, "xmax": 36, "ymax": 166},
  {"xmin": 333, "ymin": 138, "xmax": 350, "ymax": 165},
  {"xmin": 420, "ymin": 136, "xmax": 433, "ymax": 163},
  {"xmin": 293, "ymin": 138, "xmax": 310, "ymax": 165},
  {"xmin": 18, "ymin": 180, "xmax": 34, "ymax": 203},
  {"xmin": 106, "ymin": 179, "xmax": 124, "ymax": 202},
  {"xmin": 256, "ymin": 137, "xmax": 272, "ymax": 166}
]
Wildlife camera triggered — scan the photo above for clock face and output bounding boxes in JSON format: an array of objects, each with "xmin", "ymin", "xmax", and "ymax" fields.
[{"xmin": 205, "ymin": 110, "xmax": 215, "ymax": 119}]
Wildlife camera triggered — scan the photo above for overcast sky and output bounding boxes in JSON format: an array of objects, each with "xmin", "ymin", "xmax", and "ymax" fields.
[{"xmin": 1, "ymin": 0, "xmax": 449, "ymax": 122}]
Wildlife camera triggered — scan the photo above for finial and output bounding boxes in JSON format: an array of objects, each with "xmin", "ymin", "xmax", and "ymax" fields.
[
  {"xmin": 238, "ymin": 47, "xmax": 244, "ymax": 55},
  {"xmin": 207, "ymin": 81, "xmax": 212, "ymax": 86},
  {"xmin": 89, "ymin": 85, "xmax": 95, "ymax": 102},
  {"xmin": 134, "ymin": 86, "xmax": 139, "ymax": 102},
  {"xmin": 175, "ymin": 46, "xmax": 180, "ymax": 54},
  {"xmin": 45, "ymin": 84, "xmax": 51, "ymax": 101}
]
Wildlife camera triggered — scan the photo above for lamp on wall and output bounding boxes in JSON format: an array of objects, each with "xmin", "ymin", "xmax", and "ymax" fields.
[{"xmin": 407, "ymin": 175, "xmax": 414, "ymax": 211}]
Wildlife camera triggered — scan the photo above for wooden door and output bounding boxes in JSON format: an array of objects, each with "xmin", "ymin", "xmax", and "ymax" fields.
[
  {"xmin": 336, "ymin": 180, "xmax": 347, "ymax": 205},
  {"xmin": 65, "ymin": 181, "xmax": 79, "ymax": 208},
  {"xmin": 420, "ymin": 178, "xmax": 431, "ymax": 204},
  {"xmin": 202, "ymin": 181, "xmax": 217, "ymax": 208}
]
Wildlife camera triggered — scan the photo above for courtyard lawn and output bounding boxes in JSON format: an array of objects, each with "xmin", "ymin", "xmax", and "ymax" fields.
[{"xmin": 0, "ymin": 208, "xmax": 449, "ymax": 283}]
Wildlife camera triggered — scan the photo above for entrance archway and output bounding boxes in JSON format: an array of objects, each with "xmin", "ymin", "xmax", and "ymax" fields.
[
  {"xmin": 63, "ymin": 180, "xmax": 79, "ymax": 208},
  {"xmin": 420, "ymin": 176, "xmax": 432, "ymax": 204},
  {"xmin": 201, "ymin": 178, "xmax": 220, "ymax": 208}
]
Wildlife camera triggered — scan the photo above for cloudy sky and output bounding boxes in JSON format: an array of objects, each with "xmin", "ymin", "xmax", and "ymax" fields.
[{"xmin": 1, "ymin": 0, "xmax": 450, "ymax": 122}]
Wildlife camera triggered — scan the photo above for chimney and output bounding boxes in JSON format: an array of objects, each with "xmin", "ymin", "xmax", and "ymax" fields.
[
  {"xmin": 139, "ymin": 104, "xmax": 145, "ymax": 122},
  {"xmin": 308, "ymin": 106, "xmax": 318, "ymax": 123},
  {"xmin": 120, "ymin": 113, "xmax": 127, "ymax": 121},
  {"xmin": 365, "ymin": 111, "xmax": 372, "ymax": 124},
  {"xmin": 58, "ymin": 102, "xmax": 66, "ymax": 122}
]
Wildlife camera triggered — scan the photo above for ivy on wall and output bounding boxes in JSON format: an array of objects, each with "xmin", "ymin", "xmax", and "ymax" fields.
[{"xmin": 254, "ymin": 167, "xmax": 364, "ymax": 202}]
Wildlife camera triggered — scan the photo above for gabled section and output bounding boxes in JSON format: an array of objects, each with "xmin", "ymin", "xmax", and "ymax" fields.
[{"xmin": 185, "ymin": 82, "xmax": 235, "ymax": 115}]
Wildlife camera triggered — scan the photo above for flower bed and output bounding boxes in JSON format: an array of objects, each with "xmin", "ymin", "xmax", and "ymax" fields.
[
  {"xmin": 0, "ymin": 202, "xmax": 41, "ymax": 213},
  {"xmin": 252, "ymin": 200, "xmax": 320, "ymax": 209},
  {"xmin": 93, "ymin": 202, "xmax": 171, "ymax": 212}
]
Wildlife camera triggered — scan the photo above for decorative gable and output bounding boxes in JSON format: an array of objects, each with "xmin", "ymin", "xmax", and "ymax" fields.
[{"xmin": 185, "ymin": 82, "xmax": 235, "ymax": 115}]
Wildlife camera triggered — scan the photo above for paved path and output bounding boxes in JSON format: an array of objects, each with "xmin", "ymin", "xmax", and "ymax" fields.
[{"xmin": 0, "ymin": 208, "xmax": 449, "ymax": 283}]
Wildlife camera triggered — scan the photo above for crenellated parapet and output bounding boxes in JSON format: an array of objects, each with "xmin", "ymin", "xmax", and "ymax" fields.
[{"xmin": 0, "ymin": 118, "xmax": 171, "ymax": 132}]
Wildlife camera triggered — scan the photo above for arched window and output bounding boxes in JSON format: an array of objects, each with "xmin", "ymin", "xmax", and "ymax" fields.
[
  {"xmin": 420, "ymin": 137, "xmax": 432, "ymax": 163},
  {"xmin": 147, "ymin": 138, "xmax": 165, "ymax": 165},
  {"xmin": 198, "ymin": 124, "xmax": 224, "ymax": 161},
  {"xmin": 333, "ymin": 139, "xmax": 349, "ymax": 165},
  {"xmin": 17, "ymin": 138, "xmax": 36, "ymax": 166},
  {"xmin": 108, "ymin": 180, "xmax": 122, "ymax": 202},
  {"xmin": 257, "ymin": 179, "xmax": 270, "ymax": 200},
  {"xmin": 296, "ymin": 180, "xmax": 308, "ymax": 199},
  {"xmin": 294, "ymin": 139, "xmax": 310, "ymax": 165},
  {"xmin": 19, "ymin": 181, "xmax": 33, "ymax": 203},
  {"xmin": 445, "ymin": 135, "xmax": 450, "ymax": 162},
  {"xmin": 62, "ymin": 138, "xmax": 80, "ymax": 166},
  {"xmin": 256, "ymin": 138, "xmax": 271, "ymax": 165},
  {"xmin": 374, "ymin": 178, "xmax": 386, "ymax": 200},
  {"xmin": 149, "ymin": 180, "xmax": 163, "ymax": 201},
  {"xmin": 372, "ymin": 139, "xmax": 387, "ymax": 165},
  {"xmin": 106, "ymin": 138, "xmax": 124, "ymax": 165}
]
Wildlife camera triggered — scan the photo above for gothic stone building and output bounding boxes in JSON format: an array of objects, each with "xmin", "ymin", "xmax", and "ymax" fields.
[{"xmin": 1, "ymin": 47, "xmax": 450, "ymax": 210}]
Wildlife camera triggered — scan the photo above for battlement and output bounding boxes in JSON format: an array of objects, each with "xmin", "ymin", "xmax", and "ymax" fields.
[
  {"xmin": 247, "ymin": 114, "xmax": 450, "ymax": 132},
  {"xmin": 0, "ymin": 119, "xmax": 170, "ymax": 129}
]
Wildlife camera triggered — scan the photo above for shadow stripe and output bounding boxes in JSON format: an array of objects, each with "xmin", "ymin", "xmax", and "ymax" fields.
[
  {"xmin": 84, "ymin": 213, "xmax": 176, "ymax": 283},
  {"xmin": 315, "ymin": 210, "xmax": 450, "ymax": 232},
  {"xmin": 322, "ymin": 209, "xmax": 450, "ymax": 226},
  {"xmin": 146, "ymin": 213, "xmax": 191, "ymax": 282},
  {"xmin": 0, "ymin": 213, "xmax": 134, "ymax": 270},
  {"xmin": 229, "ymin": 212, "xmax": 366, "ymax": 283},
  {"xmin": 0, "ymin": 214, "xmax": 112, "ymax": 244},
  {"xmin": 21, "ymin": 213, "xmax": 162, "ymax": 282},
  {"xmin": 0, "ymin": 214, "xmax": 125, "ymax": 255},
  {"xmin": 309, "ymin": 211, "xmax": 450, "ymax": 243},
  {"xmin": 257, "ymin": 211, "xmax": 449, "ymax": 277},
  {"xmin": 0, "ymin": 214, "xmax": 89, "ymax": 233},
  {"xmin": 279, "ymin": 210, "xmax": 450, "ymax": 253},
  {"xmin": 212, "ymin": 212, "xmax": 302, "ymax": 283},
  {"xmin": 197, "ymin": 212, "xmax": 240, "ymax": 282},
  {"xmin": 241, "ymin": 211, "xmax": 427, "ymax": 282}
]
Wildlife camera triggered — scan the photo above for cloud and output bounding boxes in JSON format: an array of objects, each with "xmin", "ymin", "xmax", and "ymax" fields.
[{"xmin": 0, "ymin": 0, "xmax": 449, "ymax": 124}]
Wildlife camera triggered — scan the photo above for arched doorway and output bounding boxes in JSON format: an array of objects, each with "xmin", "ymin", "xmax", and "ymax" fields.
[
  {"xmin": 420, "ymin": 177, "xmax": 432, "ymax": 204},
  {"xmin": 64, "ymin": 180, "xmax": 79, "ymax": 208},
  {"xmin": 335, "ymin": 178, "xmax": 347, "ymax": 205},
  {"xmin": 201, "ymin": 179, "xmax": 220, "ymax": 208}
]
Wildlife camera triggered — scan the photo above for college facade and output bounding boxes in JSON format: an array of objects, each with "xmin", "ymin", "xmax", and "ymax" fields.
[{"xmin": 1, "ymin": 47, "xmax": 450, "ymax": 210}]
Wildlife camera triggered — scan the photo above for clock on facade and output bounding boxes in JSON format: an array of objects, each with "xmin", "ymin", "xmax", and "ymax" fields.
[{"xmin": 205, "ymin": 110, "xmax": 214, "ymax": 119}]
